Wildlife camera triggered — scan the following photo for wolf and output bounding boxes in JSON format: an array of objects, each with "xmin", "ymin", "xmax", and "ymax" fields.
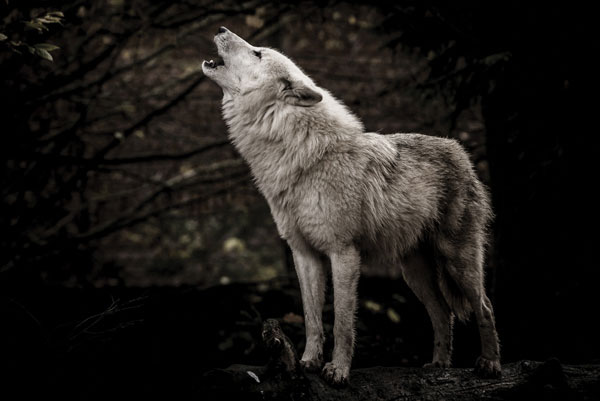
[{"xmin": 202, "ymin": 27, "xmax": 501, "ymax": 385}]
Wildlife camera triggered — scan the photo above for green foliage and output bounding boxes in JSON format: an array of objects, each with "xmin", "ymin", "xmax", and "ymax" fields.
[
  {"xmin": 34, "ymin": 46, "xmax": 53, "ymax": 61},
  {"xmin": 1, "ymin": 10, "xmax": 63, "ymax": 62},
  {"xmin": 24, "ymin": 11, "xmax": 64, "ymax": 31},
  {"xmin": 34, "ymin": 43, "xmax": 60, "ymax": 51}
]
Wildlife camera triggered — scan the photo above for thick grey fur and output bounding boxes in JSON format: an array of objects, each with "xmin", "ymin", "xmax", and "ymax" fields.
[{"xmin": 202, "ymin": 28, "xmax": 501, "ymax": 386}]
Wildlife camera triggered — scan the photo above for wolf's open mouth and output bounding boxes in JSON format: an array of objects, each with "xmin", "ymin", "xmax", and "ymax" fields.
[{"xmin": 205, "ymin": 57, "xmax": 225, "ymax": 68}]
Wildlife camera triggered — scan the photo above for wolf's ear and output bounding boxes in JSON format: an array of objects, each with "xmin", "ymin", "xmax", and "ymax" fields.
[{"xmin": 280, "ymin": 78, "xmax": 322, "ymax": 107}]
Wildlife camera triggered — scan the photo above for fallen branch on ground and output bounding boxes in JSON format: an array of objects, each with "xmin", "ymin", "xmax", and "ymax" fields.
[{"xmin": 200, "ymin": 320, "xmax": 600, "ymax": 401}]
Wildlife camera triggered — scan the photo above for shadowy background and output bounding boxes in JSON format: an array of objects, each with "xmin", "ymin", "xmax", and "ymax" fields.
[{"xmin": 1, "ymin": 1, "xmax": 596, "ymax": 399}]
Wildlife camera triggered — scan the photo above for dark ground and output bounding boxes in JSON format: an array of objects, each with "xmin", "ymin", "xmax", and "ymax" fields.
[
  {"xmin": 3, "ymin": 275, "xmax": 599, "ymax": 399},
  {"xmin": 202, "ymin": 359, "xmax": 600, "ymax": 400}
]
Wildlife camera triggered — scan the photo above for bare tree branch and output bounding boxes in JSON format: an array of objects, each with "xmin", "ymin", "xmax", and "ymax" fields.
[
  {"xmin": 33, "ymin": 139, "xmax": 231, "ymax": 165},
  {"xmin": 94, "ymin": 74, "xmax": 207, "ymax": 158},
  {"xmin": 102, "ymin": 139, "xmax": 231, "ymax": 164},
  {"xmin": 73, "ymin": 176, "xmax": 249, "ymax": 242}
]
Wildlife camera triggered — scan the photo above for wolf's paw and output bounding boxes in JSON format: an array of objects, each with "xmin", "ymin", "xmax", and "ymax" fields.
[
  {"xmin": 321, "ymin": 362, "xmax": 349, "ymax": 387},
  {"xmin": 423, "ymin": 360, "xmax": 451, "ymax": 369},
  {"xmin": 474, "ymin": 356, "xmax": 502, "ymax": 378},
  {"xmin": 300, "ymin": 357, "xmax": 323, "ymax": 372}
]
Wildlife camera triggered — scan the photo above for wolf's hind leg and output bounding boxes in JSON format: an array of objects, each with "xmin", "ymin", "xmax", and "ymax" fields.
[
  {"xmin": 440, "ymin": 240, "xmax": 501, "ymax": 377},
  {"xmin": 290, "ymin": 241, "xmax": 326, "ymax": 372},
  {"xmin": 470, "ymin": 292, "xmax": 501, "ymax": 377},
  {"xmin": 401, "ymin": 251, "xmax": 454, "ymax": 368}
]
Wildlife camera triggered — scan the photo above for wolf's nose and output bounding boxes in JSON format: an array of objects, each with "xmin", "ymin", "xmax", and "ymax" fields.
[{"xmin": 218, "ymin": 26, "xmax": 227, "ymax": 34}]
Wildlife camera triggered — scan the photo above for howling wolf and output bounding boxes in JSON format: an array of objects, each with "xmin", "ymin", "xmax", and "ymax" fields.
[{"xmin": 202, "ymin": 27, "xmax": 501, "ymax": 385}]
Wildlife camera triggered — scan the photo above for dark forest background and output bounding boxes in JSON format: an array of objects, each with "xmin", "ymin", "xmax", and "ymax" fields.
[{"xmin": 1, "ymin": 1, "xmax": 597, "ymax": 399}]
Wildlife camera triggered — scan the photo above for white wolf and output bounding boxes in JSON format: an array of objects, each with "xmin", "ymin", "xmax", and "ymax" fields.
[{"xmin": 202, "ymin": 27, "xmax": 501, "ymax": 385}]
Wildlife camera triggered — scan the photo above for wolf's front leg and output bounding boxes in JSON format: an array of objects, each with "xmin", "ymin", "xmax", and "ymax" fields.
[
  {"xmin": 322, "ymin": 245, "xmax": 360, "ymax": 386},
  {"xmin": 291, "ymin": 243, "xmax": 326, "ymax": 372}
]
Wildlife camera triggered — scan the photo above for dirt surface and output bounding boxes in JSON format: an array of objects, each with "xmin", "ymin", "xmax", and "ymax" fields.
[
  {"xmin": 200, "ymin": 318, "xmax": 600, "ymax": 400},
  {"xmin": 2, "ymin": 277, "xmax": 599, "ymax": 400},
  {"xmin": 201, "ymin": 360, "xmax": 600, "ymax": 401}
]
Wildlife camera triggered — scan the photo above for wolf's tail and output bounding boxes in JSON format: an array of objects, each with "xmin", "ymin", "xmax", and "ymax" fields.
[{"xmin": 437, "ymin": 267, "xmax": 472, "ymax": 322}]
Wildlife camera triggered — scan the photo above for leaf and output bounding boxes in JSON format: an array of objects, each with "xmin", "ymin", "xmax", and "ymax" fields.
[
  {"xmin": 364, "ymin": 299, "xmax": 382, "ymax": 312},
  {"xmin": 35, "ymin": 43, "xmax": 60, "ymax": 51},
  {"xmin": 0, "ymin": 33, "xmax": 7, "ymax": 41},
  {"xmin": 24, "ymin": 21, "xmax": 46, "ymax": 31},
  {"xmin": 387, "ymin": 308, "xmax": 401, "ymax": 324},
  {"xmin": 246, "ymin": 371, "xmax": 260, "ymax": 383},
  {"xmin": 38, "ymin": 16, "xmax": 62, "ymax": 24},
  {"xmin": 392, "ymin": 293, "xmax": 407, "ymax": 304},
  {"xmin": 48, "ymin": 11, "xmax": 64, "ymax": 17},
  {"xmin": 35, "ymin": 48, "xmax": 53, "ymax": 61},
  {"xmin": 482, "ymin": 52, "xmax": 512, "ymax": 66},
  {"xmin": 223, "ymin": 237, "xmax": 245, "ymax": 253}
]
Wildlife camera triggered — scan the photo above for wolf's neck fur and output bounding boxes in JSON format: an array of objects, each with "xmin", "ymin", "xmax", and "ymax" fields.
[{"xmin": 221, "ymin": 91, "xmax": 364, "ymax": 201}]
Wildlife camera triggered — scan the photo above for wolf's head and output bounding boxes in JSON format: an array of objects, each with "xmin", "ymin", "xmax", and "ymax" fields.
[{"xmin": 202, "ymin": 27, "xmax": 322, "ymax": 107}]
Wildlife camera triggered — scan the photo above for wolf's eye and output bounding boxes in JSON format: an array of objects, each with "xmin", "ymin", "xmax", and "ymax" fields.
[{"xmin": 253, "ymin": 50, "xmax": 262, "ymax": 59}]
